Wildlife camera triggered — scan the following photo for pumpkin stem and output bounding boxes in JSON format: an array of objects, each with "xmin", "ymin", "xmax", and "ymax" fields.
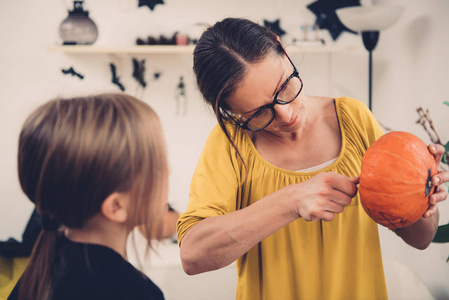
[{"xmin": 425, "ymin": 169, "xmax": 432, "ymax": 196}]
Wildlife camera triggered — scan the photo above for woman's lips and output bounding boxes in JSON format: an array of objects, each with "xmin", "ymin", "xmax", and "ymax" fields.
[{"xmin": 285, "ymin": 113, "xmax": 299, "ymax": 127}]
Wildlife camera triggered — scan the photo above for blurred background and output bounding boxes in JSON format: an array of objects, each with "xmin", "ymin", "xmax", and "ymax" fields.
[{"xmin": 0, "ymin": 0, "xmax": 448, "ymax": 299}]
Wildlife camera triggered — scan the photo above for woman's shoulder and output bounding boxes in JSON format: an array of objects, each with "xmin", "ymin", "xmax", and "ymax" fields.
[
  {"xmin": 305, "ymin": 95, "xmax": 366, "ymax": 108},
  {"xmin": 203, "ymin": 123, "xmax": 248, "ymax": 153},
  {"xmin": 305, "ymin": 95, "xmax": 372, "ymax": 128},
  {"xmin": 335, "ymin": 97, "xmax": 370, "ymax": 114},
  {"xmin": 334, "ymin": 97, "xmax": 383, "ymax": 145},
  {"xmin": 208, "ymin": 123, "xmax": 241, "ymax": 139}
]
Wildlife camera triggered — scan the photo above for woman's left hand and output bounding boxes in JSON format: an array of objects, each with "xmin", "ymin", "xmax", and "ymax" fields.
[{"xmin": 425, "ymin": 144, "xmax": 449, "ymax": 218}]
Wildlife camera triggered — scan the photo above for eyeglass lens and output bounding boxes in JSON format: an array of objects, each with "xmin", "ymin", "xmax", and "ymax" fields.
[
  {"xmin": 246, "ymin": 108, "xmax": 274, "ymax": 131},
  {"xmin": 277, "ymin": 75, "xmax": 302, "ymax": 104},
  {"xmin": 245, "ymin": 76, "xmax": 302, "ymax": 131}
]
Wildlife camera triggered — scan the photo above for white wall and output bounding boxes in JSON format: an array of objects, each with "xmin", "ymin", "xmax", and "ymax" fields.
[
  {"xmin": 1, "ymin": 0, "xmax": 448, "ymax": 299},
  {"xmin": 369, "ymin": 1, "xmax": 449, "ymax": 299}
]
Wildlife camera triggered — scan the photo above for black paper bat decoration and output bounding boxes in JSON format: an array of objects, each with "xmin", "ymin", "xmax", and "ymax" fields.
[
  {"xmin": 264, "ymin": 19, "xmax": 286, "ymax": 39},
  {"xmin": 138, "ymin": 0, "xmax": 164, "ymax": 11},
  {"xmin": 132, "ymin": 58, "xmax": 147, "ymax": 88},
  {"xmin": 109, "ymin": 63, "xmax": 125, "ymax": 91},
  {"xmin": 307, "ymin": 0, "xmax": 360, "ymax": 41},
  {"xmin": 153, "ymin": 72, "xmax": 162, "ymax": 80},
  {"xmin": 61, "ymin": 67, "xmax": 84, "ymax": 80}
]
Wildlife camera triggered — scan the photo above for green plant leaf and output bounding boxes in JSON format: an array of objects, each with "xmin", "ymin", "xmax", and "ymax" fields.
[
  {"xmin": 433, "ymin": 223, "xmax": 449, "ymax": 243},
  {"xmin": 444, "ymin": 101, "xmax": 449, "ymax": 107},
  {"xmin": 442, "ymin": 142, "xmax": 449, "ymax": 165}
]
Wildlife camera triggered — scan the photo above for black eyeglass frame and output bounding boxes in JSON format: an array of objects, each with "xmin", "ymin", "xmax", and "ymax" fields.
[{"xmin": 224, "ymin": 50, "xmax": 303, "ymax": 132}]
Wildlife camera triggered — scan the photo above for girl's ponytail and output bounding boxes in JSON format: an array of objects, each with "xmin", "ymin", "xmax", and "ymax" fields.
[{"xmin": 18, "ymin": 224, "xmax": 61, "ymax": 300}]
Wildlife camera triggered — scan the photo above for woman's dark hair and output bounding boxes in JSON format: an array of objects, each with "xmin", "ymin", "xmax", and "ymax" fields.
[
  {"xmin": 193, "ymin": 18, "xmax": 285, "ymax": 173},
  {"xmin": 17, "ymin": 93, "xmax": 168, "ymax": 299}
]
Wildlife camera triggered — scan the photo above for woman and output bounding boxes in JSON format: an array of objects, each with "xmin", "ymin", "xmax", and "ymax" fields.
[
  {"xmin": 9, "ymin": 94, "xmax": 168, "ymax": 300},
  {"xmin": 177, "ymin": 18, "xmax": 447, "ymax": 300}
]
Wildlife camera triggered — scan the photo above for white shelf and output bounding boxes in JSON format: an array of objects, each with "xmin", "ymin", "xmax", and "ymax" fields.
[
  {"xmin": 47, "ymin": 44, "xmax": 354, "ymax": 55},
  {"xmin": 287, "ymin": 44, "xmax": 354, "ymax": 54},
  {"xmin": 47, "ymin": 45, "xmax": 196, "ymax": 54}
]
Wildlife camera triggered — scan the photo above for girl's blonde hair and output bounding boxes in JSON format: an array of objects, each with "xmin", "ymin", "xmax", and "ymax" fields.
[{"xmin": 17, "ymin": 93, "xmax": 168, "ymax": 299}]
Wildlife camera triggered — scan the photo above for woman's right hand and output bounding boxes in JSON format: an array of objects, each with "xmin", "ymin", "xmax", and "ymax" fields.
[
  {"xmin": 287, "ymin": 172, "xmax": 359, "ymax": 222},
  {"xmin": 179, "ymin": 172, "xmax": 359, "ymax": 275}
]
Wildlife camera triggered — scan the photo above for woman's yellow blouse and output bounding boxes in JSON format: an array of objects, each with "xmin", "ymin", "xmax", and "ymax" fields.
[{"xmin": 177, "ymin": 97, "xmax": 388, "ymax": 300}]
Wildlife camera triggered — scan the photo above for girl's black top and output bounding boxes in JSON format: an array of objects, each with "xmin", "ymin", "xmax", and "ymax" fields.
[{"xmin": 8, "ymin": 237, "xmax": 164, "ymax": 300}]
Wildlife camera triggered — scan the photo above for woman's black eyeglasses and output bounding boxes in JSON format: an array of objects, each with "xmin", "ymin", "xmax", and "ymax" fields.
[{"xmin": 225, "ymin": 51, "xmax": 303, "ymax": 132}]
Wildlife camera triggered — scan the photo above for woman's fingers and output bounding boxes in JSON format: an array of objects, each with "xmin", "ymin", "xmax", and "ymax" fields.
[
  {"xmin": 325, "ymin": 172, "xmax": 359, "ymax": 198},
  {"xmin": 430, "ymin": 183, "xmax": 448, "ymax": 205},
  {"xmin": 432, "ymin": 170, "xmax": 449, "ymax": 187},
  {"xmin": 429, "ymin": 144, "xmax": 445, "ymax": 168},
  {"xmin": 423, "ymin": 203, "xmax": 438, "ymax": 218},
  {"xmin": 293, "ymin": 172, "xmax": 361, "ymax": 222},
  {"xmin": 318, "ymin": 211, "xmax": 337, "ymax": 222}
]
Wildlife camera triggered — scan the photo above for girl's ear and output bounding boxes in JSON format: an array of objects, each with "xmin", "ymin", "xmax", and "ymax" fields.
[{"xmin": 101, "ymin": 192, "xmax": 130, "ymax": 223}]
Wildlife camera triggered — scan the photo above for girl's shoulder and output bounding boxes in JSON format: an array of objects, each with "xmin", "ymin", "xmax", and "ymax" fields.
[{"xmin": 51, "ymin": 240, "xmax": 164, "ymax": 299}]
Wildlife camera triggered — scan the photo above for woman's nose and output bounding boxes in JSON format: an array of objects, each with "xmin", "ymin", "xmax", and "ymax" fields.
[{"xmin": 274, "ymin": 104, "xmax": 292, "ymax": 122}]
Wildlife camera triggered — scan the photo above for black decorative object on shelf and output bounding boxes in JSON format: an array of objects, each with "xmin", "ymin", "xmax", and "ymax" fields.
[
  {"xmin": 176, "ymin": 76, "xmax": 187, "ymax": 116},
  {"xmin": 263, "ymin": 19, "xmax": 286, "ymax": 38},
  {"xmin": 59, "ymin": 1, "xmax": 98, "ymax": 45},
  {"xmin": 132, "ymin": 58, "xmax": 147, "ymax": 88},
  {"xmin": 61, "ymin": 67, "xmax": 84, "ymax": 79},
  {"xmin": 307, "ymin": 0, "xmax": 360, "ymax": 41},
  {"xmin": 136, "ymin": 33, "xmax": 177, "ymax": 45},
  {"xmin": 138, "ymin": 0, "xmax": 164, "ymax": 11},
  {"xmin": 109, "ymin": 63, "xmax": 125, "ymax": 91}
]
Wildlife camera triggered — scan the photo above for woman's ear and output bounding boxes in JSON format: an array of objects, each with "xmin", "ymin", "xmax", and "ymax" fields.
[{"xmin": 101, "ymin": 192, "xmax": 130, "ymax": 223}]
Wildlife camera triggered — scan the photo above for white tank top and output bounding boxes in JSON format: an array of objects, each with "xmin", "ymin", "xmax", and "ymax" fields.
[{"xmin": 297, "ymin": 157, "xmax": 338, "ymax": 173}]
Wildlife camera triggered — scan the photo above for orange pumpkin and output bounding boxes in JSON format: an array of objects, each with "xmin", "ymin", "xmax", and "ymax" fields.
[{"xmin": 359, "ymin": 131, "xmax": 437, "ymax": 229}]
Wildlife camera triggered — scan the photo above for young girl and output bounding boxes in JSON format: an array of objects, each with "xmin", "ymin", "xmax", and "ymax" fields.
[{"xmin": 8, "ymin": 93, "xmax": 168, "ymax": 300}]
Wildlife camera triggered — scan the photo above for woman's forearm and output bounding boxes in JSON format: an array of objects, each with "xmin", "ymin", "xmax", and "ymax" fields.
[
  {"xmin": 179, "ymin": 190, "xmax": 297, "ymax": 275},
  {"xmin": 180, "ymin": 172, "xmax": 359, "ymax": 275},
  {"xmin": 395, "ymin": 209, "xmax": 439, "ymax": 250}
]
